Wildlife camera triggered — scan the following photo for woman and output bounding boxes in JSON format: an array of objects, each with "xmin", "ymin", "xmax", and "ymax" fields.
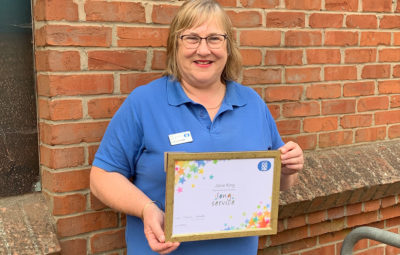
[{"xmin": 90, "ymin": 0, "xmax": 304, "ymax": 254}]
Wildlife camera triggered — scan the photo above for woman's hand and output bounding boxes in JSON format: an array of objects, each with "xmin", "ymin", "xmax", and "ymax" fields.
[
  {"xmin": 279, "ymin": 141, "xmax": 304, "ymax": 190},
  {"xmin": 142, "ymin": 203, "xmax": 180, "ymax": 254}
]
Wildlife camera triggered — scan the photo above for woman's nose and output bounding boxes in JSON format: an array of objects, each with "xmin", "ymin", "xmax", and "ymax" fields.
[{"xmin": 196, "ymin": 39, "xmax": 211, "ymax": 55}]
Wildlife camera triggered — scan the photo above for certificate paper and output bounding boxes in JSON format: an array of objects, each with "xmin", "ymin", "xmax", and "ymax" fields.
[{"xmin": 164, "ymin": 151, "xmax": 281, "ymax": 242}]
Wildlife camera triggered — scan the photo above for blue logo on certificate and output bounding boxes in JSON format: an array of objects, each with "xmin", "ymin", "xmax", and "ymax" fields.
[{"xmin": 257, "ymin": 160, "xmax": 271, "ymax": 171}]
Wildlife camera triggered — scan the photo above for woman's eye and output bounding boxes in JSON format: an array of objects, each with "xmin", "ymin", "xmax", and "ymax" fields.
[{"xmin": 186, "ymin": 36, "xmax": 200, "ymax": 43}]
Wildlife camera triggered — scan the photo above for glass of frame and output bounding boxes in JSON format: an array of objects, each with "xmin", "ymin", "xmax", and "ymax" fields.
[{"xmin": 164, "ymin": 150, "xmax": 281, "ymax": 242}]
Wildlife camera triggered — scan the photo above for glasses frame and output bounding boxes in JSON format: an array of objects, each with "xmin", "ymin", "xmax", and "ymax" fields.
[{"xmin": 179, "ymin": 34, "xmax": 228, "ymax": 49}]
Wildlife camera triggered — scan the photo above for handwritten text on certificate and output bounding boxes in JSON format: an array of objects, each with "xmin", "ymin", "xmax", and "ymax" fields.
[{"xmin": 172, "ymin": 158, "xmax": 275, "ymax": 235}]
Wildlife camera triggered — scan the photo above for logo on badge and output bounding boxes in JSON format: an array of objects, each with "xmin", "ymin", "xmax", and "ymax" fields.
[{"xmin": 257, "ymin": 160, "xmax": 272, "ymax": 171}]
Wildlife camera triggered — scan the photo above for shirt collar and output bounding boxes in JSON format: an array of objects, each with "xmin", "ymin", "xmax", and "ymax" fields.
[{"xmin": 166, "ymin": 76, "xmax": 247, "ymax": 107}]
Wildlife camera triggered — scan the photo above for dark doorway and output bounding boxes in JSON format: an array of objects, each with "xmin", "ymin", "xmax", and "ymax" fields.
[{"xmin": 0, "ymin": 1, "xmax": 39, "ymax": 197}]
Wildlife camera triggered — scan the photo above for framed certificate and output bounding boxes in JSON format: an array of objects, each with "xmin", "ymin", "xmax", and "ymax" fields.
[{"xmin": 164, "ymin": 151, "xmax": 281, "ymax": 242}]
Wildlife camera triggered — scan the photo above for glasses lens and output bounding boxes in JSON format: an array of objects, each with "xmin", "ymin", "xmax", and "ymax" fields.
[
  {"xmin": 206, "ymin": 35, "xmax": 225, "ymax": 49},
  {"xmin": 181, "ymin": 35, "xmax": 226, "ymax": 49}
]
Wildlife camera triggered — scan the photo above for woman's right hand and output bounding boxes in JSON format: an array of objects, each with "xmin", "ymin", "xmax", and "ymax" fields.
[{"xmin": 142, "ymin": 203, "xmax": 180, "ymax": 254}]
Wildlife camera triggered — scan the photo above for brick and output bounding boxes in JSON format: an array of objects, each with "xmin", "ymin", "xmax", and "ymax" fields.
[
  {"xmin": 120, "ymin": 73, "xmax": 163, "ymax": 94},
  {"xmin": 57, "ymin": 211, "xmax": 118, "ymax": 237},
  {"xmin": 309, "ymin": 13, "xmax": 343, "ymax": 28},
  {"xmin": 241, "ymin": 49, "xmax": 262, "ymax": 66},
  {"xmin": 216, "ymin": 0, "xmax": 237, "ymax": 7},
  {"xmin": 381, "ymin": 204, "xmax": 400, "ymax": 220},
  {"xmin": 151, "ymin": 4, "xmax": 180, "ymax": 25},
  {"xmin": 287, "ymin": 215, "xmax": 306, "ymax": 229},
  {"xmin": 88, "ymin": 97, "xmax": 126, "ymax": 119},
  {"xmin": 59, "ymin": 239, "xmax": 87, "ymax": 255},
  {"xmin": 362, "ymin": 0, "xmax": 392, "ymax": 12},
  {"xmin": 347, "ymin": 211, "xmax": 379, "ymax": 228},
  {"xmin": 306, "ymin": 83, "xmax": 341, "ymax": 99},
  {"xmin": 360, "ymin": 32, "xmax": 391, "ymax": 46},
  {"xmin": 282, "ymin": 102, "xmax": 320, "ymax": 117},
  {"xmin": 346, "ymin": 15, "xmax": 378, "ymax": 29},
  {"xmin": 301, "ymin": 244, "xmax": 336, "ymax": 255},
  {"xmin": 307, "ymin": 210, "xmax": 327, "ymax": 225},
  {"xmin": 35, "ymin": 50, "xmax": 80, "ymax": 72},
  {"xmin": 37, "ymin": 74, "xmax": 113, "ymax": 96},
  {"xmin": 393, "ymin": 65, "xmax": 400, "ymax": 77},
  {"xmin": 322, "ymin": 99, "xmax": 356, "ymax": 115},
  {"xmin": 35, "ymin": 25, "xmax": 112, "ymax": 47},
  {"xmin": 270, "ymin": 226, "xmax": 308, "ymax": 246},
  {"xmin": 285, "ymin": 0, "xmax": 321, "ymax": 9},
  {"xmin": 40, "ymin": 145, "xmax": 85, "ymax": 169},
  {"xmin": 343, "ymin": 81, "xmax": 375, "ymax": 97},
  {"xmin": 379, "ymin": 80, "xmax": 400, "ymax": 94},
  {"xmin": 386, "ymin": 245, "xmax": 400, "ymax": 255},
  {"xmin": 309, "ymin": 49, "xmax": 341, "ymax": 65},
  {"xmin": 38, "ymin": 99, "xmax": 82, "ymax": 121},
  {"xmin": 358, "ymin": 96, "xmax": 389, "ymax": 112},
  {"xmin": 319, "ymin": 131, "xmax": 353, "ymax": 148},
  {"xmin": 325, "ymin": 0, "xmax": 358, "ymax": 11},
  {"xmin": 303, "ymin": 117, "xmax": 338, "ymax": 132},
  {"xmin": 40, "ymin": 121, "xmax": 109, "ymax": 145},
  {"xmin": 363, "ymin": 200, "xmax": 381, "ymax": 212},
  {"xmin": 88, "ymin": 145, "xmax": 99, "ymax": 165},
  {"xmin": 340, "ymin": 114, "xmax": 372, "ymax": 128},
  {"xmin": 264, "ymin": 86, "xmax": 303, "ymax": 102},
  {"xmin": 265, "ymin": 50, "xmax": 303, "ymax": 65},
  {"xmin": 227, "ymin": 10, "xmax": 262, "ymax": 28},
  {"xmin": 267, "ymin": 104, "xmax": 280, "ymax": 119},
  {"xmin": 355, "ymin": 127, "xmax": 386, "ymax": 142},
  {"xmin": 117, "ymin": 27, "xmax": 169, "ymax": 47},
  {"xmin": 285, "ymin": 31, "xmax": 322, "ymax": 47},
  {"xmin": 90, "ymin": 192, "xmax": 107, "ymax": 211},
  {"xmin": 266, "ymin": 12, "xmax": 305, "ymax": 28},
  {"xmin": 88, "ymin": 50, "xmax": 147, "ymax": 71},
  {"xmin": 285, "ymin": 67, "xmax": 321, "ymax": 83},
  {"xmin": 52, "ymin": 194, "xmax": 86, "ymax": 216},
  {"xmin": 152, "ymin": 50, "xmax": 167, "ymax": 70},
  {"xmin": 325, "ymin": 31, "xmax": 358, "ymax": 46},
  {"xmin": 276, "ymin": 120, "xmax": 301, "ymax": 135},
  {"xmin": 42, "ymin": 168, "xmax": 90, "ymax": 193},
  {"xmin": 345, "ymin": 48, "xmax": 377, "ymax": 63},
  {"xmin": 281, "ymin": 237, "xmax": 317, "ymax": 254},
  {"xmin": 309, "ymin": 218, "xmax": 345, "ymax": 236},
  {"xmin": 380, "ymin": 15, "xmax": 400, "ymax": 29},
  {"xmin": 34, "ymin": 0, "xmax": 78, "ymax": 21},
  {"xmin": 240, "ymin": 0, "xmax": 279, "ymax": 8},
  {"xmin": 346, "ymin": 203, "xmax": 362, "ymax": 216},
  {"xmin": 90, "ymin": 229, "xmax": 126, "ymax": 253},
  {"xmin": 379, "ymin": 48, "xmax": 400, "ymax": 62},
  {"xmin": 85, "ymin": 1, "xmax": 145, "ymax": 23},
  {"xmin": 391, "ymin": 95, "xmax": 400, "ymax": 108},
  {"xmin": 283, "ymin": 134, "xmax": 317, "ymax": 150},
  {"xmin": 324, "ymin": 66, "xmax": 357, "ymax": 81},
  {"xmin": 320, "ymin": 229, "xmax": 349, "ymax": 244},
  {"xmin": 328, "ymin": 206, "xmax": 345, "ymax": 220},
  {"xmin": 395, "ymin": 32, "xmax": 400, "ymax": 45},
  {"xmin": 242, "ymin": 68, "xmax": 281, "ymax": 85},
  {"xmin": 361, "ymin": 65, "xmax": 391, "ymax": 79},
  {"xmin": 240, "ymin": 30, "xmax": 281, "ymax": 46},
  {"xmin": 381, "ymin": 196, "xmax": 397, "ymax": 208}
]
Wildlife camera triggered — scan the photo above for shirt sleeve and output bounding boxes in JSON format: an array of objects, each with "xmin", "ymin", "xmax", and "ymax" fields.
[{"xmin": 92, "ymin": 95, "xmax": 144, "ymax": 178}]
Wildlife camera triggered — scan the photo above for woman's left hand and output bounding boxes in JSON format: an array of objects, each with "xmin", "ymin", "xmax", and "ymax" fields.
[{"xmin": 279, "ymin": 141, "xmax": 304, "ymax": 189}]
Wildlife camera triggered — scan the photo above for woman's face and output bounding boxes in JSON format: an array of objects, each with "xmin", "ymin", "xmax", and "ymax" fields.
[{"xmin": 176, "ymin": 19, "xmax": 228, "ymax": 89}]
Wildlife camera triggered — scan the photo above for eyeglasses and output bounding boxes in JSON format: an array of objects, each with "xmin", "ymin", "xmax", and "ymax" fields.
[{"xmin": 179, "ymin": 34, "xmax": 227, "ymax": 49}]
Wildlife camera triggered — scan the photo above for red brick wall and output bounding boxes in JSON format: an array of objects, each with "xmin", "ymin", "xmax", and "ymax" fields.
[{"xmin": 32, "ymin": 0, "xmax": 400, "ymax": 254}]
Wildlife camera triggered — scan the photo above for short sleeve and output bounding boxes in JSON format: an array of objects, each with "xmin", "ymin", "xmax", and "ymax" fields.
[{"xmin": 92, "ymin": 95, "xmax": 144, "ymax": 178}]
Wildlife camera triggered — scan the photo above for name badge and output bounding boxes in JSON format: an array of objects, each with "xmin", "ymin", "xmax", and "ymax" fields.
[{"xmin": 169, "ymin": 131, "xmax": 193, "ymax": 146}]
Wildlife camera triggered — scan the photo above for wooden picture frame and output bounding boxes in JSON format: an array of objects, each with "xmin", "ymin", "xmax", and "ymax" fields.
[{"xmin": 164, "ymin": 151, "xmax": 281, "ymax": 242}]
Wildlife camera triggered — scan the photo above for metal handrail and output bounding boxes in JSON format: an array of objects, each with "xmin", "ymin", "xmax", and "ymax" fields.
[{"xmin": 341, "ymin": 226, "xmax": 400, "ymax": 255}]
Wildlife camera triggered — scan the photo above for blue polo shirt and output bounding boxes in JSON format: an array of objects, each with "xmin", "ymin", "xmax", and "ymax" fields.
[{"xmin": 93, "ymin": 76, "xmax": 284, "ymax": 255}]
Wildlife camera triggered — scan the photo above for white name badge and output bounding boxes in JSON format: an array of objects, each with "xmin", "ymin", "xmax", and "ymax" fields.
[{"xmin": 168, "ymin": 131, "xmax": 193, "ymax": 146}]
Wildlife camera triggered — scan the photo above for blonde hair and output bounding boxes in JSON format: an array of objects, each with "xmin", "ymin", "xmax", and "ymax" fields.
[{"xmin": 163, "ymin": 0, "xmax": 242, "ymax": 82}]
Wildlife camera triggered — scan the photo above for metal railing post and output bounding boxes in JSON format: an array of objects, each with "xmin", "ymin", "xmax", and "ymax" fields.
[{"xmin": 341, "ymin": 226, "xmax": 400, "ymax": 255}]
